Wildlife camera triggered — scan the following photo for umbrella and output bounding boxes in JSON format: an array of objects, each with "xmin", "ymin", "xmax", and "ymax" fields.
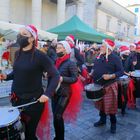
[{"xmin": 0, "ymin": 21, "xmax": 57, "ymax": 40}]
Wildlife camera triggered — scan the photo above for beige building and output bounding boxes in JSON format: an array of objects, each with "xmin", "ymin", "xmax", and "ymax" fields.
[
  {"xmin": 127, "ymin": 2, "xmax": 140, "ymax": 42},
  {"xmin": 0, "ymin": 0, "xmax": 136, "ymax": 41}
]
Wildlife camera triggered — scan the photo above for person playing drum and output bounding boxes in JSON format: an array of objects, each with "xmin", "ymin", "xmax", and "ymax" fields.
[
  {"xmin": 118, "ymin": 46, "xmax": 130, "ymax": 115},
  {"xmin": 0, "ymin": 25, "xmax": 59, "ymax": 140},
  {"xmin": 91, "ymin": 39, "xmax": 123, "ymax": 133}
]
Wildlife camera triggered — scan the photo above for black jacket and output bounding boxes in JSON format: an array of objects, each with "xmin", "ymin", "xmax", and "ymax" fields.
[
  {"xmin": 7, "ymin": 49, "xmax": 59, "ymax": 99},
  {"xmin": 47, "ymin": 47, "xmax": 57, "ymax": 64},
  {"xmin": 57, "ymin": 59, "xmax": 78, "ymax": 96}
]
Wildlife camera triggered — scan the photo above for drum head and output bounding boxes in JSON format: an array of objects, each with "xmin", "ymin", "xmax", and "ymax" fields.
[
  {"xmin": 119, "ymin": 75, "xmax": 128, "ymax": 79},
  {"xmin": 0, "ymin": 108, "xmax": 20, "ymax": 127},
  {"xmin": 85, "ymin": 83, "xmax": 102, "ymax": 91},
  {"xmin": 131, "ymin": 70, "xmax": 140, "ymax": 78}
]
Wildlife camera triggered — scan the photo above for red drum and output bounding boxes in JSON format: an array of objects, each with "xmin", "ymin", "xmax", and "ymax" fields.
[{"xmin": 85, "ymin": 83, "xmax": 104, "ymax": 101}]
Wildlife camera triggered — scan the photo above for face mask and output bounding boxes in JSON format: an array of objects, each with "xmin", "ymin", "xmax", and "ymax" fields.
[
  {"xmin": 57, "ymin": 52, "xmax": 64, "ymax": 57},
  {"xmin": 123, "ymin": 54, "xmax": 129, "ymax": 59},
  {"xmin": 17, "ymin": 35, "xmax": 29, "ymax": 48}
]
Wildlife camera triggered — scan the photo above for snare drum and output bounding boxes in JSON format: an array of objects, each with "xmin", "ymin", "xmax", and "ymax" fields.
[
  {"xmin": 0, "ymin": 108, "xmax": 24, "ymax": 140},
  {"xmin": 131, "ymin": 70, "xmax": 140, "ymax": 98},
  {"xmin": 85, "ymin": 83, "xmax": 104, "ymax": 101}
]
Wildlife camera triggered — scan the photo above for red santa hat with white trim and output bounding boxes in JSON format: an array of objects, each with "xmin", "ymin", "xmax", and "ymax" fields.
[
  {"xmin": 102, "ymin": 39, "xmax": 115, "ymax": 61},
  {"xmin": 136, "ymin": 41, "xmax": 140, "ymax": 50},
  {"xmin": 65, "ymin": 35, "xmax": 75, "ymax": 45},
  {"xmin": 119, "ymin": 46, "xmax": 130, "ymax": 56},
  {"xmin": 58, "ymin": 41, "xmax": 71, "ymax": 54},
  {"xmin": 25, "ymin": 24, "xmax": 38, "ymax": 47}
]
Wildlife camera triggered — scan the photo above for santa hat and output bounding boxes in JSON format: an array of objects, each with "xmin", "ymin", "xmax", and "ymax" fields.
[
  {"xmin": 102, "ymin": 39, "xmax": 115, "ymax": 61},
  {"xmin": 25, "ymin": 24, "xmax": 38, "ymax": 47},
  {"xmin": 136, "ymin": 41, "xmax": 140, "ymax": 50},
  {"xmin": 65, "ymin": 35, "xmax": 75, "ymax": 45},
  {"xmin": 58, "ymin": 41, "xmax": 71, "ymax": 54},
  {"xmin": 119, "ymin": 46, "xmax": 130, "ymax": 56},
  {"xmin": 130, "ymin": 43, "xmax": 136, "ymax": 48}
]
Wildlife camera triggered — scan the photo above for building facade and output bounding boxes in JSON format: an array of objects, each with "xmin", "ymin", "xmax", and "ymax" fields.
[
  {"xmin": 127, "ymin": 2, "xmax": 140, "ymax": 42},
  {"xmin": 0, "ymin": 0, "xmax": 136, "ymax": 42}
]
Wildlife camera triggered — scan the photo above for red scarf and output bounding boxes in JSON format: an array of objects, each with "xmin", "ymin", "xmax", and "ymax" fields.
[{"xmin": 55, "ymin": 54, "xmax": 70, "ymax": 68}]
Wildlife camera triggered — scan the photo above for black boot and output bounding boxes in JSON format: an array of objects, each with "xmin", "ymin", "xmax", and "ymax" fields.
[
  {"xmin": 110, "ymin": 123, "xmax": 116, "ymax": 134},
  {"xmin": 110, "ymin": 114, "xmax": 116, "ymax": 134},
  {"xmin": 94, "ymin": 111, "xmax": 106, "ymax": 127},
  {"xmin": 94, "ymin": 120, "xmax": 106, "ymax": 127}
]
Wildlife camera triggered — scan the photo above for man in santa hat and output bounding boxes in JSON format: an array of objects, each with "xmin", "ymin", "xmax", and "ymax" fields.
[
  {"xmin": 91, "ymin": 39, "xmax": 123, "ymax": 133},
  {"xmin": 119, "ymin": 46, "xmax": 130, "ymax": 67},
  {"xmin": 65, "ymin": 35, "xmax": 85, "ymax": 72}
]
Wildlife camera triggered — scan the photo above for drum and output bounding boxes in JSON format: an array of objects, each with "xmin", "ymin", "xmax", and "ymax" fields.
[
  {"xmin": 85, "ymin": 83, "xmax": 104, "ymax": 101},
  {"xmin": 119, "ymin": 75, "xmax": 130, "ymax": 86},
  {"xmin": 0, "ymin": 108, "xmax": 24, "ymax": 140},
  {"xmin": 118, "ymin": 75, "xmax": 129, "ymax": 110},
  {"xmin": 131, "ymin": 70, "xmax": 140, "ymax": 98}
]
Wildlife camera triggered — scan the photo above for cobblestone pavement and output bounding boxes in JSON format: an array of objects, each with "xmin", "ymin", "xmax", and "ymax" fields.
[{"xmin": 0, "ymin": 81, "xmax": 140, "ymax": 140}]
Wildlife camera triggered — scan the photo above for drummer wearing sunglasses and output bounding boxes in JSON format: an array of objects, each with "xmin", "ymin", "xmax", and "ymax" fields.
[
  {"xmin": 0, "ymin": 25, "xmax": 59, "ymax": 140},
  {"xmin": 91, "ymin": 39, "xmax": 123, "ymax": 134}
]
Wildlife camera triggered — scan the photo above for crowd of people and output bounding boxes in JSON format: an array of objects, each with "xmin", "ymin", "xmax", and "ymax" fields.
[{"xmin": 0, "ymin": 24, "xmax": 140, "ymax": 140}]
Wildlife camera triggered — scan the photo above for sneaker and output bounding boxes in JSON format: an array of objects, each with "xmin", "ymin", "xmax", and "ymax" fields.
[
  {"xmin": 94, "ymin": 120, "xmax": 106, "ymax": 127},
  {"xmin": 110, "ymin": 123, "xmax": 116, "ymax": 134}
]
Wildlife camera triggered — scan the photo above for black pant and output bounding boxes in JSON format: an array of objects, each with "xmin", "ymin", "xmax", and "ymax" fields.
[
  {"xmin": 11, "ymin": 98, "xmax": 44, "ymax": 140},
  {"xmin": 99, "ymin": 111, "xmax": 116, "ymax": 124},
  {"xmin": 51, "ymin": 95, "xmax": 70, "ymax": 140}
]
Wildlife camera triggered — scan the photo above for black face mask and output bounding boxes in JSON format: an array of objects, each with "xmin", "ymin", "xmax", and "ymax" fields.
[
  {"xmin": 57, "ymin": 52, "xmax": 64, "ymax": 57},
  {"xmin": 123, "ymin": 54, "xmax": 129, "ymax": 59},
  {"xmin": 17, "ymin": 35, "xmax": 29, "ymax": 48}
]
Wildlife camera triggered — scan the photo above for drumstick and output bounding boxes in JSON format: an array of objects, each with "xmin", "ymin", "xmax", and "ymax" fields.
[
  {"xmin": 5, "ymin": 100, "xmax": 38, "ymax": 111},
  {"xmin": 96, "ymin": 76, "xmax": 103, "ymax": 82}
]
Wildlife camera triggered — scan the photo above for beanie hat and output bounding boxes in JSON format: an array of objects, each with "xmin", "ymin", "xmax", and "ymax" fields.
[{"xmin": 58, "ymin": 41, "xmax": 71, "ymax": 54}]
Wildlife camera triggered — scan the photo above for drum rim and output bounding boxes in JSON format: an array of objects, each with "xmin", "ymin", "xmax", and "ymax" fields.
[
  {"xmin": 0, "ymin": 117, "xmax": 19, "ymax": 128},
  {"xmin": 92, "ymin": 97, "xmax": 103, "ymax": 101},
  {"xmin": 85, "ymin": 83, "xmax": 103, "ymax": 91},
  {"xmin": 0, "ymin": 108, "xmax": 20, "ymax": 128}
]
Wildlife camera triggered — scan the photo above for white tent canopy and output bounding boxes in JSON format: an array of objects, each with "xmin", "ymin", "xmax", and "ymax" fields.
[{"xmin": 0, "ymin": 21, "xmax": 58, "ymax": 41}]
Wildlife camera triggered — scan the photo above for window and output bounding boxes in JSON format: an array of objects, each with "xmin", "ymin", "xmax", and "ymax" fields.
[
  {"xmin": 134, "ymin": 27, "xmax": 138, "ymax": 35},
  {"xmin": 135, "ymin": 8, "xmax": 139, "ymax": 13},
  {"xmin": 117, "ymin": 20, "xmax": 122, "ymax": 32},
  {"xmin": 127, "ymin": 25, "xmax": 130, "ymax": 37},
  {"xmin": 135, "ymin": 17, "xmax": 138, "ymax": 24},
  {"xmin": 106, "ymin": 15, "xmax": 111, "ymax": 31}
]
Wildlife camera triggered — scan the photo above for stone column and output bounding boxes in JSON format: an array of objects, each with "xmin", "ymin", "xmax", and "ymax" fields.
[
  {"xmin": 32, "ymin": 0, "xmax": 42, "ymax": 29},
  {"xmin": 57, "ymin": 0, "xmax": 66, "ymax": 25},
  {"xmin": 0, "ymin": 0, "xmax": 10, "ymax": 21},
  {"xmin": 82, "ymin": 0, "xmax": 97, "ymax": 28},
  {"xmin": 76, "ymin": 0, "xmax": 85, "ymax": 20}
]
